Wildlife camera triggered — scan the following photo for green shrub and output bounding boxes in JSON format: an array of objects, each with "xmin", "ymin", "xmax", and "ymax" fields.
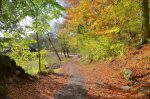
[{"xmin": 79, "ymin": 36, "xmax": 125, "ymax": 62}]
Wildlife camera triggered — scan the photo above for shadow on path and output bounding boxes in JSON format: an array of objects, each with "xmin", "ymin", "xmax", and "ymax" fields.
[{"xmin": 55, "ymin": 61, "xmax": 87, "ymax": 99}]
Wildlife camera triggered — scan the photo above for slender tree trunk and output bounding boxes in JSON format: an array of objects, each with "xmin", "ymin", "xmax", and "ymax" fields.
[
  {"xmin": 66, "ymin": 47, "xmax": 69, "ymax": 57},
  {"xmin": 29, "ymin": 0, "xmax": 41, "ymax": 72},
  {"xmin": 61, "ymin": 44, "xmax": 67, "ymax": 57},
  {"xmin": 0, "ymin": 0, "xmax": 2, "ymax": 15},
  {"xmin": 35, "ymin": 9, "xmax": 41, "ymax": 72},
  {"xmin": 61, "ymin": 49, "xmax": 63, "ymax": 58},
  {"xmin": 62, "ymin": 48, "xmax": 67, "ymax": 57},
  {"xmin": 141, "ymin": 0, "xmax": 150, "ymax": 42},
  {"xmin": 36, "ymin": 32, "xmax": 41, "ymax": 72},
  {"xmin": 64, "ymin": 43, "xmax": 69, "ymax": 57},
  {"xmin": 47, "ymin": 32, "xmax": 62, "ymax": 62}
]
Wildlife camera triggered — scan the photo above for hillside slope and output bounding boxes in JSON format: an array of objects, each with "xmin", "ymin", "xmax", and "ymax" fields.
[{"xmin": 77, "ymin": 44, "xmax": 150, "ymax": 98}]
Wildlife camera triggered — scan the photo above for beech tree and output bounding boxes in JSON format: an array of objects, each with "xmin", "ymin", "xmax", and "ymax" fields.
[
  {"xmin": 141, "ymin": 0, "xmax": 150, "ymax": 43},
  {"xmin": 62, "ymin": 0, "xmax": 145, "ymax": 61}
]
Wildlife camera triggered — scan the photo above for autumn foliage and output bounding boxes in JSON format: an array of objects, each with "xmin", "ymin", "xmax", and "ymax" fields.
[
  {"xmin": 58, "ymin": 0, "xmax": 142, "ymax": 61},
  {"xmin": 65, "ymin": 0, "xmax": 140, "ymax": 35}
]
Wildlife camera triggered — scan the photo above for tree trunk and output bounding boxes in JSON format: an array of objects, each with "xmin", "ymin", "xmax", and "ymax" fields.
[
  {"xmin": 62, "ymin": 48, "xmax": 67, "ymax": 57},
  {"xmin": 47, "ymin": 32, "xmax": 62, "ymax": 62},
  {"xmin": 35, "ymin": 9, "xmax": 41, "ymax": 72},
  {"xmin": 141, "ymin": 0, "xmax": 150, "ymax": 42},
  {"xmin": 64, "ymin": 44, "xmax": 69, "ymax": 57},
  {"xmin": 36, "ymin": 32, "xmax": 41, "ymax": 72},
  {"xmin": 65, "ymin": 47, "xmax": 69, "ymax": 57},
  {"xmin": 0, "ymin": 0, "xmax": 2, "ymax": 15}
]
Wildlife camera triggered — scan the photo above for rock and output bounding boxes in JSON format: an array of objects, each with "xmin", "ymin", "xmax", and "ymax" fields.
[
  {"xmin": 120, "ymin": 85, "xmax": 131, "ymax": 90},
  {"xmin": 47, "ymin": 63, "xmax": 61, "ymax": 70},
  {"xmin": 96, "ymin": 80, "xmax": 105, "ymax": 88},
  {"xmin": 52, "ymin": 63, "xmax": 61, "ymax": 69},
  {"xmin": 0, "ymin": 54, "xmax": 35, "ymax": 82},
  {"xmin": 138, "ymin": 85, "xmax": 150, "ymax": 94},
  {"xmin": 0, "ymin": 54, "xmax": 14, "ymax": 80}
]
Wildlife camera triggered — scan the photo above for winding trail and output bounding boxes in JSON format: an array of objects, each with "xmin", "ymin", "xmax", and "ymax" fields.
[{"xmin": 55, "ymin": 60, "xmax": 87, "ymax": 99}]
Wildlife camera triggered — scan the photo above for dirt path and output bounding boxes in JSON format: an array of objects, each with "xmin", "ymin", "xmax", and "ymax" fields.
[{"xmin": 55, "ymin": 61, "xmax": 87, "ymax": 99}]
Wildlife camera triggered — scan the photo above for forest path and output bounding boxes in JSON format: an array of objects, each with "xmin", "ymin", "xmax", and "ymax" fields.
[{"xmin": 55, "ymin": 57, "xmax": 87, "ymax": 99}]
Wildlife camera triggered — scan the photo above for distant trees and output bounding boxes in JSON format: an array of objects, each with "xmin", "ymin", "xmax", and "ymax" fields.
[
  {"xmin": 58, "ymin": 24, "xmax": 71, "ymax": 57},
  {"xmin": 141, "ymin": 0, "xmax": 150, "ymax": 43},
  {"xmin": 60, "ymin": 38, "xmax": 70, "ymax": 58}
]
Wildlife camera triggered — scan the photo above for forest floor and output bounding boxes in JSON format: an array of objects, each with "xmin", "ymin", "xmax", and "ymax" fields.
[
  {"xmin": 7, "ymin": 44, "xmax": 150, "ymax": 99},
  {"xmin": 7, "ymin": 65, "xmax": 68, "ymax": 99},
  {"xmin": 76, "ymin": 44, "xmax": 150, "ymax": 99}
]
